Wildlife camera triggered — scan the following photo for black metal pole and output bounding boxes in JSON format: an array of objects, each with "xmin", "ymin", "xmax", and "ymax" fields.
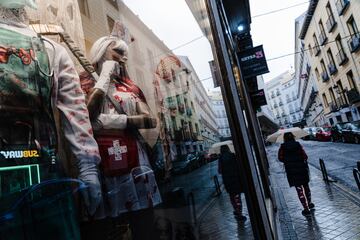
[{"xmin": 205, "ymin": 0, "xmax": 275, "ymax": 238}]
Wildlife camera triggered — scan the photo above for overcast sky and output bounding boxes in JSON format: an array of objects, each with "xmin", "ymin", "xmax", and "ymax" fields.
[{"xmin": 122, "ymin": 0, "xmax": 309, "ymax": 90}]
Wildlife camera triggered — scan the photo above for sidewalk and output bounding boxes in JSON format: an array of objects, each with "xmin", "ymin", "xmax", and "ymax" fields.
[
  {"xmin": 197, "ymin": 145, "xmax": 360, "ymax": 239},
  {"xmin": 269, "ymin": 145, "xmax": 360, "ymax": 240},
  {"xmin": 197, "ymin": 189, "xmax": 253, "ymax": 240}
]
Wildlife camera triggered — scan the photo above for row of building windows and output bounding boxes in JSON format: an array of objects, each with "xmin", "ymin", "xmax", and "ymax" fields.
[{"xmin": 321, "ymin": 69, "xmax": 358, "ymax": 109}]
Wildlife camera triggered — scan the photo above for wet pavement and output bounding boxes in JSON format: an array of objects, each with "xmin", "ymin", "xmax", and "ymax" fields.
[
  {"xmin": 268, "ymin": 144, "xmax": 360, "ymax": 240},
  {"xmin": 298, "ymin": 140, "xmax": 360, "ymax": 192},
  {"xmin": 193, "ymin": 143, "xmax": 360, "ymax": 239}
]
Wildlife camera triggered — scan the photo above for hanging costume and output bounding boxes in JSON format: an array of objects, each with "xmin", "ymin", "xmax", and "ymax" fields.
[{"xmin": 0, "ymin": 10, "xmax": 101, "ymax": 239}]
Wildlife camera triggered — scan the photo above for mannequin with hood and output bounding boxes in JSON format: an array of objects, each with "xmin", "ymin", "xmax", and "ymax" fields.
[{"xmin": 0, "ymin": 0, "xmax": 102, "ymax": 238}]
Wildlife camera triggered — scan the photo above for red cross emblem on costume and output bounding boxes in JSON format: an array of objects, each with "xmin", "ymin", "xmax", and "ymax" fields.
[{"xmin": 107, "ymin": 140, "xmax": 127, "ymax": 161}]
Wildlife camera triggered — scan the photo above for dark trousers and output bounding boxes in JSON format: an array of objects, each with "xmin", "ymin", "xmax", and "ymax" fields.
[
  {"xmin": 229, "ymin": 193, "xmax": 243, "ymax": 215},
  {"xmin": 295, "ymin": 184, "xmax": 312, "ymax": 209}
]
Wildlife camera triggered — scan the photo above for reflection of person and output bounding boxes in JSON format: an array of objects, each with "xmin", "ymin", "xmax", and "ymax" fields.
[
  {"xmin": 218, "ymin": 145, "xmax": 247, "ymax": 221},
  {"xmin": 278, "ymin": 132, "xmax": 314, "ymax": 216},
  {"xmin": 154, "ymin": 217, "xmax": 173, "ymax": 240},
  {"xmin": 0, "ymin": 1, "xmax": 101, "ymax": 238},
  {"xmin": 175, "ymin": 222, "xmax": 196, "ymax": 240},
  {"xmin": 80, "ymin": 26, "xmax": 161, "ymax": 239}
]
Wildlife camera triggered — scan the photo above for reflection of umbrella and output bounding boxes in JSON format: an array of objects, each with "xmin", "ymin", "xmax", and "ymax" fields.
[
  {"xmin": 266, "ymin": 127, "xmax": 309, "ymax": 143},
  {"xmin": 209, "ymin": 140, "xmax": 234, "ymax": 154}
]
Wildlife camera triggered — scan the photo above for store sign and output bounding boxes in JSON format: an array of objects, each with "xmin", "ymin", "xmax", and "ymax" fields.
[
  {"xmin": 238, "ymin": 45, "xmax": 269, "ymax": 79},
  {"xmin": 250, "ymin": 89, "xmax": 267, "ymax": 108}
]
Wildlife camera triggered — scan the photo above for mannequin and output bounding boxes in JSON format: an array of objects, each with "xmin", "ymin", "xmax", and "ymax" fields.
[
  {"xmin": 0, "ymin": 1, "xmax": 101, "ymax": 239},
  {"xmin": 79, "ymin": 22, "xmax": 161, "ymax": 239}
]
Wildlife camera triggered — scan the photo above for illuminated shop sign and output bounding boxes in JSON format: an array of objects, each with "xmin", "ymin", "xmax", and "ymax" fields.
[
  {"xmin": 238, "ymin": 45, "xmax": 269, "ymax": 79},
  {"xmin": 0, "ymin": 150, "xmax": 40, "ymax": 159}
]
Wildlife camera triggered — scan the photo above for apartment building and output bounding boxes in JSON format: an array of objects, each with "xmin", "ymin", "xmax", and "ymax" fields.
[
  {"xmin": 208, "ymin": 91, "xmax": 231, "ymax": 139},
  {"xmin": 295, "ymin": 13, "xmax": 326, "ymax": 127},
  {"xmin": 266, "ymin": 71, "xmax": 303, "ymax": 128},
  {"xmin": 178, "ymin": 56, "xmax": 219, "ymax": 150},
  {"xmin": 299, "ymin": 0, "xmax": 360, "ymax": 125}
]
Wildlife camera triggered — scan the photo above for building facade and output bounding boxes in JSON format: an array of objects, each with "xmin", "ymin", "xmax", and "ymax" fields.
[
  {"xmin": 208, "ymin": 91, "xmax": 231, "ymax": 139},
  {"xmin": 295, "ymin": 13, "xmax": 326, "ymax": 127},
  {"xmin": 266, "ymin": 71, "xmax": 303, "ymax": 128},
  {"xmin": 178, "ymin": 56, "xmax": 219, "ymax": 150},
  {"xmin": 299, "ymin": 0, "xmax": 360, "ymax": 125}
]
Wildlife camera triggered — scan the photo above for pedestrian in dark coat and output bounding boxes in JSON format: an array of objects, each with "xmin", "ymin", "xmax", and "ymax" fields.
[
  {"xmin": 218, "ymin": 145, "xmax": 246, "ymax": 221},
  {"xmin": 278, "ymin": 132, "xmax": 315, "ymax": 216}
]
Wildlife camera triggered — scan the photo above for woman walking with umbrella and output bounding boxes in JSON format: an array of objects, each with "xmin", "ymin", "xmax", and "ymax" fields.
[{"xmin": 278, "ymin": 132, "xmax": 315, "ymax": 216}]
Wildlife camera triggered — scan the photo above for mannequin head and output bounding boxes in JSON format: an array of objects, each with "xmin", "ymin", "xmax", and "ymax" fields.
[{"xmin": 89, "ymin": 36, "xmax": 129, "ymax": 73}]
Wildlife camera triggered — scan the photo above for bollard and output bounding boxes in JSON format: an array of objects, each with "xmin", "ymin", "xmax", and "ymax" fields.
[
  {"xmin": 187, "ymin": 192, "xmax": 197, "ymax": 225},
  {"xmin": 353, "ymin": 169, "xmax": 360, "ymax": 191},
  {"xmin": 319, "ymin": 158, "xmax": 329, "ymax": 182},
  {"xmin": 319, "ymin": 158, "xmax": 336, "ymax": 183},
  {"xmin": 213, "ymin": 175, "xmax": 222, "ymax": 196}
]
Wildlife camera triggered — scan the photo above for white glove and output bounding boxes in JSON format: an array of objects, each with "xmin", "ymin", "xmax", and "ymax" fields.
[
  {"xmin": 94, "ymin": 60, "xmax": 120, "ymax": 93},
  {"xmin": 78, "ymin": 159, "xmax": 102, "ymax": 216}
]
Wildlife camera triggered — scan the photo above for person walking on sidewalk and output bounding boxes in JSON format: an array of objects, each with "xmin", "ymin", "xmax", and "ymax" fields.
[
  {"xmin": 218, "ymin": 145, "xmax": 247, "ymax": 221},
  {"xmin": 278, "ymin": 132, "xmax": 315, "ymax": 216}
]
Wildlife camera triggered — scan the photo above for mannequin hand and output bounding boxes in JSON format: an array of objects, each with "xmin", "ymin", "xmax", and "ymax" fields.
[
  {"xmin": 127, "ymin": 115, "xmax": 157, "ymax": 129},
  {"xmin": 94, "ymin": 60, "xmax": 120, "ymax": 93},
  {"xmin": 78, "ymin": 170, "xmax": 102, "ymax": 216}
]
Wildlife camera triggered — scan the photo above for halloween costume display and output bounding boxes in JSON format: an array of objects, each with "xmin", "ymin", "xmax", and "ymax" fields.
[
  {"xmin": 0, "ymin": 2, "xmax": 101, "ymax": 239},
  {"xmin": 79, "ymin": 23, "xmax": 161, "ymax": 239}
]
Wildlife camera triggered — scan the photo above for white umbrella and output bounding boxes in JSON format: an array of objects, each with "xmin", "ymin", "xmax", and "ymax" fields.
[
  {"xmin": 266, "ymin": 127, "xmax": 309, "ymax": 143},
  {"xmin": 209, "ymin": 140, "xmax": 235, "ymax": 154}
]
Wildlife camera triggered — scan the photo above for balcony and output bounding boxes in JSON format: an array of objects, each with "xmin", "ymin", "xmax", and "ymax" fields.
[
  {"xmin": 326, "ymin": 15, "xmax": 337, "ymax": 33},
  {"xmin": 319, "ymin": 32, "xmax": 328, "ymax": 46},
  {"xmin": 336, "ymin": 48, "xmax": 348, "ymax": 66},
  {"xmin": 314, "ymin": 45, "xmax": 321, "ymax": 56},
  {"xmin": 279, "ymin": 102, "xmax": 283, "ymax": 106},
  {"xmin": 276, "ymin": 91, "xmax": 281, "ymax": 96},
  {"xmin": 281, "ymin": 112, "xmax": 286, "ymax": 117},
  {"xmin": 336, "ymin": 0, "xmax": 350, "ymax": 15},
  {"xmin": 273, "ymin": 103, "xmax": 278, "ymax": 108},
  {"xmin": 178, "ymin": 103, "xmax": 185, "ymax": 113},
  {"xmin": 328, "ymin": 63, "xmax": 337, "ymax": 75},
  {"xmin": 321, "ymin": 71, "xmax": 330, "ymax": 82},
  {"xmin": 348, "ymin": 34, "xmax": 360, "ymax": 53},
  {"xmin": 186, "ymin": 107, "xmax": 192, "ymax": 116},
  {"xmin": 329, "ymin": 95, "xmax": 349, "ymax": 112},
  {"xmin": 346, "ymin": 88, "xmax": 360, "ymax": 104},
  {"xmin": 271, "ymin": 94, "xmax": 275, "ymax": 98}
]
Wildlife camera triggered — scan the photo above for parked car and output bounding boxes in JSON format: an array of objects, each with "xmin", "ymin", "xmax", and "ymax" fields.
[
  {"xmin": 195, "ymin": 151, "xmax": 210, "ymax": 165},
  {"xmin": 302, "ymin": 127, "xmax": 317, "ymax": 140},
  {"xmin": 330, "ymin": 123, "xmax": 346, "ymax": 142},
  {"xmin": 315, "ymin": 127, "xmax": 331, "ymax": 141},
  {"xmin": 341, "ymin": 121, "xmax": 360, "ymax": 144},
  {"xmin": 172, "ymin": 153, "xmax": 199, "ymax": 175}
]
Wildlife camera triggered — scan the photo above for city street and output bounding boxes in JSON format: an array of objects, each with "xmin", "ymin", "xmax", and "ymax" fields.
[{"xmin": 267, "ymin": 140, "xmax": 360, "ymax": 191}]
